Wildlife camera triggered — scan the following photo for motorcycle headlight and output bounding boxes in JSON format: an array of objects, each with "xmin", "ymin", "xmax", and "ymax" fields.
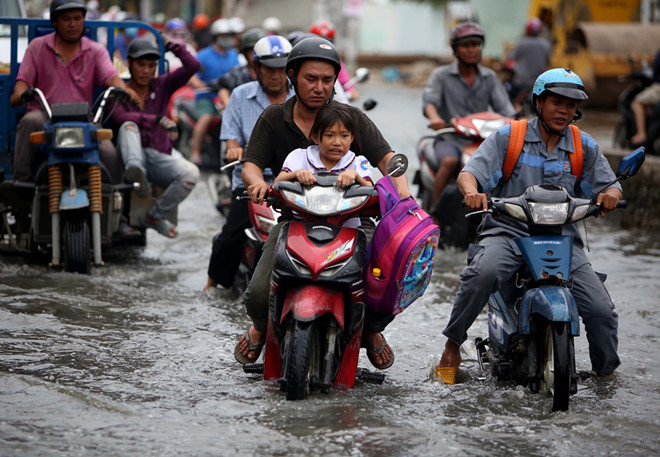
[
  {"xmin": 455, "ymin": 123, "xmax": 478, "ymax": 137},
  {"xmin": 570, "ymin": 204, "xmax": 590, "ymax": 222},
  {"xmin": 282, "ymin": 186, "xmax": 367, "ymax": 216},
  {"xmin": 55, "ymin": 126, "xmax": 85, "ymax": 148},
  {"xmin": 528, "ymin": 201, "xmax": 569, "ymax": 225},
  {"xmin": 504, "ymin": 203, "xmax": 528, "ymax": 222}
]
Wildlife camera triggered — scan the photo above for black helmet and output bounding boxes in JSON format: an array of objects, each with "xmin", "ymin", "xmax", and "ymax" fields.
[
  {"xmin": 127, "ymin": 37, "xmax": 161, "ymax": 60},
  {"xmin": 49, "ymin": 0, "xmax": 86, "ymax": 21},
  {"xmin": 239, "ymin": 28, "xmax": 267, "ymax": 53},
  {"xmin": 285, "ymin": 36, "xmax": 341, "ymax": 76}
]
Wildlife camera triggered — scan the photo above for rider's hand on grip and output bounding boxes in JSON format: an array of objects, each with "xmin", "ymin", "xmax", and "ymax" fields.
[{"xmin": 21, "ymin": 88, "xmax": 36, "ymax": 104}]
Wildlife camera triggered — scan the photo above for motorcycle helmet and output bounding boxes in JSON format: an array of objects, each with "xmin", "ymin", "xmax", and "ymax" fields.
[
  {"xmin": 192, "ymin": 13, "xmax": 210, "ymax": 31},
  {"xmin": 309, "ymin": 19, "xmax": 335, "ymax": 40},
  {"xmin": 289, "ymin": 32, "xmax": 316, "ymax": 47},
  {"xmin": 165, "ymin": 18, "xmax": 187, "ymax": 33},
  {"xmin": 127, "ymin": 37, "xmax": 161, "ymax": 60},
  {"xmin": 210, "ymin": 18, "xmax": 232, "ymax": 36},
  {"xmin": 253, "ymin": 35, "xmax": 292, "ymax": 68},
  {"xmin": 285, "ymin": 36, "xmax": 341, "ymax": 76},
  {"xmin": 526, "ymin": 17, "xmax": 543, "ymax": 36},
  {"xmin": 533, "ymin": 68, "xmax": 588, "ymax": 101},
  {"xmin": 449, "ymin": 21, "xmax": 485, "ymax": 47},
  {"xmin": 49, "ymin": 0, "xmax": 86, "ymax": 22},
  {"xmin": 262, "ymin": 17, "xmax": 282, "ymax": 35},
  {"xmin": 239, "ymin": 28, "xmax": 267, "ymax": 53},
  {"xmin": 230, "ymin": 17, "xmax": 245, "ymax": 34}
]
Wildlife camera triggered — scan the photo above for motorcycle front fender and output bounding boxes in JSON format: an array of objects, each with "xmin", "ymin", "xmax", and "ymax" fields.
[
  {"xmin": 519, "ymin": 286, "xmax": 580, "ymax": 336},
  {"xmin": 60, "ymin": 188, "xmax": 89, "ymax": 210},
  {"xmin": 281, "ymin": 285, "xmax": 345, "ymax": 329}
]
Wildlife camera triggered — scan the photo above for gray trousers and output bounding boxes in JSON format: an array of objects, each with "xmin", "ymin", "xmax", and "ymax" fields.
[
  {"xmin": 442, "ymin": 235, "xmax": 620, "ymax": 376},
  {"xmin": 117, "ymin": 122, "xmax": 199, "ymax": 220},
  {"xmin": 243, "ymin": 217, "xmax": 392, "ymax": 334},
  {"xmin": 13, "ymin": 110, "xmax": 123, "ymax": 183}
]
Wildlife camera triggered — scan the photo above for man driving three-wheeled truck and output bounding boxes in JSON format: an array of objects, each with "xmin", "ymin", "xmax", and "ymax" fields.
[{"xmin": 0, "ymin": 2, "xmax": 174, "ymax": 274}]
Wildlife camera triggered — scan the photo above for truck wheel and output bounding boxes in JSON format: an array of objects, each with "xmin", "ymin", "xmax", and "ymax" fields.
[{"xmin": 63, "ymin": 213, "xmax": 91, "ymax": 274}]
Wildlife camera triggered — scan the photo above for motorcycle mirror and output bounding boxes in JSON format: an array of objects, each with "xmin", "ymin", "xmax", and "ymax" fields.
[
  {"xmin": 386, "ymin": 154, "xmax": 408, "ymax": 177},
  {"xmin": 355, "ymin": 67, "xmax": 369, "ymax": 83},
  {"xmin": 616, "ymin": 147, "xmax": 645, "ymax": 179},
  {"xmin": 362, "ymin": 98, "xmax": 377, "ymax": 111}
]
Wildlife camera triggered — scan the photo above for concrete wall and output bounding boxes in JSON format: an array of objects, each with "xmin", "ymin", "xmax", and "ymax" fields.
[{"xmin": 603, "ymin": 149, "xmax": 660, "ymax": 232}]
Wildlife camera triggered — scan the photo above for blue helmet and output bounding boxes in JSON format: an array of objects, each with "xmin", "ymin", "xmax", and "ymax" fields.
[
  {"xmin": 533, "ymin": 68, "xmax": 589, "ymax": 101},
  {"xmin": 166, "ymin": 18, "xmax": 187, "ymax": 32}
]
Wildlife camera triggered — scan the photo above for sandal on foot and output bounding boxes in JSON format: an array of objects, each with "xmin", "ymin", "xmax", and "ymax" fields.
[
  {"xmin": 234, "ymin": 329, "xmax": 265, "ymax": 365},
  {"xmin": 139, "ymin": 216, "xmax": 177, "ymax": 239},
  {"xmin": 362, "ymin": 333, "xmax": 395, "ymax": 370},
  {"xmin": 435, "ymin": 356, "xmax": 462, "ymax": 385},
  {"xmin": 124, "ymin": 166, "xmax": 151, "ymax": 198}
]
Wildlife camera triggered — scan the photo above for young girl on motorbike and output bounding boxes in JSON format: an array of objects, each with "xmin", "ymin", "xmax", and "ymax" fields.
[
  {"xmin": 272, "ymin": 101, "xmax": 395, "ymax": 369},
  {"xmin": 276, "ymin": 101, "xmax": 372, "ymax": 188}
]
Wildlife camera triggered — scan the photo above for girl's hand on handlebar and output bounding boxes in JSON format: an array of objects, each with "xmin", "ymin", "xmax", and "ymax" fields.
[
  {"xmin": 337, "ymin": 170, "xmax": 359, "ymax": 187},
  {"xmin": 464, "ymin": 191, "xmax": 489, "ymax": 211},
  {"xmin": 295, "ymin": 170, "xmax": 316, "ymax": 186}
]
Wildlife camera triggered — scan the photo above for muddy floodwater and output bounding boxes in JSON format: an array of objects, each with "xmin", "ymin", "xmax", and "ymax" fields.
[{"xmin": 2, "ymin": 81, "xmax": 660, "ymax": 456}]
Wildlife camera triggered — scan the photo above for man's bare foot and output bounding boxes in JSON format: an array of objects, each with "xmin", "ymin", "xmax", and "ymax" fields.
[
  {"xmin": 203, "ymin": 276, "xmax": 217, "ymax": 291},
  {"xmin": 630, "ymin": 132, "xmax": 646, "ymax": 146},
  {"xmin": 439, "ymin": 339, "xmax": 461, "ymax": 367}
]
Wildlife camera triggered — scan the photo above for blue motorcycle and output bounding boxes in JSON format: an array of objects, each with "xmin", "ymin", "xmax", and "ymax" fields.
[{"xmin": 474, "ymin": 147, "xmax": 645, "ymax": 412}]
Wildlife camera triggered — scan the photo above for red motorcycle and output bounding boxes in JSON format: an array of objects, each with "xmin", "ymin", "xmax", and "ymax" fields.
[
  {"xmin": 414, "ymin": 112, "xmax": 513, "ymax": 248},
  {"xmin": 244, "ymin": 156, "xmax": 407, "ymax": 400}
]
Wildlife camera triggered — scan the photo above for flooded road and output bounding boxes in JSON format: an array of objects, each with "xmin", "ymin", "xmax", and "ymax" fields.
[{"xmin": 2, "ymin": 81, "xmax": 660, "ymax": 456}]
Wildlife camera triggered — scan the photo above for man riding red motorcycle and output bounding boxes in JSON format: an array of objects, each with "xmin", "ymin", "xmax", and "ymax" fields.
[{"xmin": 422, "ymin": 21, "xmax": 516, "ymax": 217}]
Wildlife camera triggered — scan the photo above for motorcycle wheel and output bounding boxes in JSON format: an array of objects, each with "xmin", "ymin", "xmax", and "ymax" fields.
[
  {"xmin": 286, "ymin": 321, "xmax": 319, "ymax": 401},
  {"xmin": 540, "ymin": 322, "xmax": 572, "ymax": 412},
  {"xmin": 63, "ymin": 212, "xmax": 91, "ymax": 274}
]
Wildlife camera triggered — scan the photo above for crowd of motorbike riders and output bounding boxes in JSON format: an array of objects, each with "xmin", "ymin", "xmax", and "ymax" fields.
[{"xmin": 7, "ymin": 0, "xmax": 640, "ymax": 384}]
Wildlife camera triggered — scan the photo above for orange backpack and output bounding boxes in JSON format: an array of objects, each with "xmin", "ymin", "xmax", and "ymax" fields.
[{"xmin": 502, "ymin": 120, "xmax": 583, "ymax": 183}]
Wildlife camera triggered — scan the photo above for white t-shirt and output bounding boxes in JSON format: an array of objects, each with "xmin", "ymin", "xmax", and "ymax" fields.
[{"xmin": 281, "ymin": 145, "xmax": 372, "ymax": 228}]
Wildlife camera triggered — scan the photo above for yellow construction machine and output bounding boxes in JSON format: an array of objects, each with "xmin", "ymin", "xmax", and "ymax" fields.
[{"xmin": 529, "ymin": 0, "xmax": 660, "ymax": 107}]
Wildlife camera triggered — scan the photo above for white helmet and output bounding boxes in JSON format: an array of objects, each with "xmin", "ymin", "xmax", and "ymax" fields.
[
  {"xmin": 229, "ymin": 17, "xmax": 245, "ymax": 34},
  {"xmin": 211, "ymin": 18, "xmax": 232, "ymax": 36},
  {"xmin": 262, "ymin": 16, "xmax": 282, "ymax": 34},
  {"xmin": 253, "ymin": 35, "xmax": 292, "ymax": 68}
]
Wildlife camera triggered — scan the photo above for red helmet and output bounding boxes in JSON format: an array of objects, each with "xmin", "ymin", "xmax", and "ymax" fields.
[
  {"xmin": 192, "ymin": 13, "xmax": 210, "ymax": 31},
  {"xmin": 526, "ymin": 17, "xmax": 543, "ymax": 36},
  {"xmin": 450, "ymin": 21, "xmax": 485, "ymax": 47},
  {"xmin": 309, "ymin": 19, "xmax": 335, "ymax": 40}
]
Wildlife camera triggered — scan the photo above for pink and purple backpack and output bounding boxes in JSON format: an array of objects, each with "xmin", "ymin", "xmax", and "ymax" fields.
[{"xmin": 364, "ymin": 176, "xmax": 440, "ymax": 315}]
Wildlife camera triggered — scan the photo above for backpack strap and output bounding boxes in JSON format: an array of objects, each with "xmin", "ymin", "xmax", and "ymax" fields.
[
  {"xmin": 502, "ymin": 120, "xmax": 528, "ymax": 182},
  {"xmin": 568, "ymin": 124, "xmax": 583, "ymax": 181}
]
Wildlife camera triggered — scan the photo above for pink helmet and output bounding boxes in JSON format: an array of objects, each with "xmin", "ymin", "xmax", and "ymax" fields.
[{"xmin": 450, "ymin": 21, "xmax": 485, "ymax": 47}]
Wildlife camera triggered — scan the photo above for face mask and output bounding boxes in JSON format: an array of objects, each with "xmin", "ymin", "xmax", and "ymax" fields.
[{"xmin": 216, "ymin": 37, "xmax": 234, "ymax": 49}]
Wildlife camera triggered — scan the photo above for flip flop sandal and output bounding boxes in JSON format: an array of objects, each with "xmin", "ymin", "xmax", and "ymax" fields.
[
  {"xmin": 435, "ymin": 356, "xmax": 462, "ymax": 385},
  {"xmin": 234, "ymin": 329, "xmax": 265, "ymax": 365},
  {"xmin": 362, "ymin": 333, "xmax": 395, "ymax": 370},
  {"xmin": 139, "ymin": 216, "xmax": 177, "ymax": 239}
]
